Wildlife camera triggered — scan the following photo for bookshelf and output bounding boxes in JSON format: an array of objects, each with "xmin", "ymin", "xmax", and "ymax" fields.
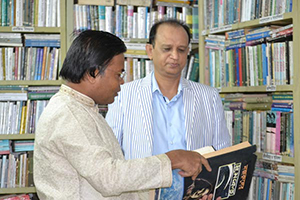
[
  {"xmin": 199, "ymin": 0, "xmax": 299, "ymax": 199},
  {"xmin": 0, "ymin": 0, "xmax": 72, "ymax": 196},
  {"xmin": 0, "ymin": 187, "xmax": 36, "ymax": 194}
]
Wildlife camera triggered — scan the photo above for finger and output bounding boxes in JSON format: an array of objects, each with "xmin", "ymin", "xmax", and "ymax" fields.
[
  {"xmin": 178, "ymin": 170, "xmax": 190, "ymax": 178},
  {"xmin": 201, "ymin": 158, "xmax": 212, "ymax": 172},
  {"xmin": 201, "ymin": 195, "xmax": 208, "ymax": 200},
  {"xmin": 191, "ymin": 173, "xmax": 198, "ymax": 180},
  {"xmin": 198, "ymin": 161, "xmax": 203, "ymax": 173}
]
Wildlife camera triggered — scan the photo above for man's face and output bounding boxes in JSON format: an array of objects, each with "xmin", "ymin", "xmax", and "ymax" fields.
[
  {"xmin": 92, "ymin": 54, "xmax": 125, "ymax": 105},
  {"xmin": 146, "ymin": 24, "xmax": 190, "ymax": 79}
]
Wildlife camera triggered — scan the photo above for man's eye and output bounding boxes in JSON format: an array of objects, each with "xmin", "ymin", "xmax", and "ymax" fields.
[
  {"xmin": 178, "ymin": 49, "xmax": 186, "ymax": 52},
  {"xmin": 163, "ymin": 48, "xmax": 171, "ymax": 51}
]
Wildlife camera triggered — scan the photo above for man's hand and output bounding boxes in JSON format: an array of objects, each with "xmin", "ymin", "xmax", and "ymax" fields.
[{"xmin": 165, "ymin": 150, "xmax": 211, "ymax": 180}]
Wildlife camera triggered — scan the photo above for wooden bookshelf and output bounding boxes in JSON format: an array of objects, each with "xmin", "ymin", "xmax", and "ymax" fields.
[
  {"xmin": 198, "ymin": 1, "xmax": 299, "ymax": 199},
  {"xmin": 0, "ymin": 187, "xmax": 36, "ymax": 194},
  {"xmin": 219, "ymin": 85, "xmax": 294, "ymax": 93},
  {"xmin": 292, "ymin": 1, "xmax": 300, "ymax": 198},
  {"xmin": 201, "ymin": 12, "xmax": 293, "ymax": 36},
  {"xmin": 0, "ymin": 27, "xmax": 62, "ymax": 33},
  {"xmin": 0, "ymin": 80, "xmax": 63, "ymax": 86},
  {"xmin": 0, "ymin": 134, "xmax": 35, "ymax": 140},
  {"xmin": 0, "ymin": 0, "xmax": 71, "ymax": 196}
]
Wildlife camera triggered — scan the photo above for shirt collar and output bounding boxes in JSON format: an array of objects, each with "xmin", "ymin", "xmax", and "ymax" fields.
[{"xmin": 151, "ymin": 72, "xmax": 185, "ymax": 96}]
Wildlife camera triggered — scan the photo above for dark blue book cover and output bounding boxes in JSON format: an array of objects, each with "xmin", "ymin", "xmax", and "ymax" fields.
[{"xmin": 183, "ymin": 144, "xmax": 257, "ymax": 200}]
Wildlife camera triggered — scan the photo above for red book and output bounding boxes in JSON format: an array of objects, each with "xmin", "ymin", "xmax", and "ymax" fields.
[{"xmin": 238, "ymin": 48, "xmax": 243, "ymax": 86}]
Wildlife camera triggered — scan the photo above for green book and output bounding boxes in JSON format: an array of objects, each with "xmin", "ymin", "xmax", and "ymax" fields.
[
  {"xmin": 28, "ymin": 92, "xmax": 56, "ymax": 100},
  {"xmin": 189, "ymin": 53, "xmax": 199, "ymax": 82}
]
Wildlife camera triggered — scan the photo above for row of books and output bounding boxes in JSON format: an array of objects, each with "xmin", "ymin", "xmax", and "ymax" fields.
[
  {"xmin": 182, "ymin": 52, "xmax": 199, "ymax": 82},
  {"xmin": 73, "ymin": 4, "xmax": 199, "ymax": 40},
  {"xmin": 0, "ymin": 0, "xmax": 61, "ymax": 27},
  {"xmin": 124, "ymin": 57, "xmax": 153, "ymax": 82},
  {"xmin": 1, "ymin": 0, "xmax": 61, "ymax": 27},
  {"xmin": 248, "ymin": 160, "xmax": 295, "ymax": 200},
  {"xmin": 225, "ymin": 109, "xmax": 294, "ymax": 157},
  {"xmin": 254, "ymin": 160, "xmax": 294, "ymax": 183},
  {"xmin": 0, "ymin": 194, "xmax": 32, "ymax": 200},
  {"xmin": 249, "ymin": 176, "xmax": 294, "ymax": 200},
  {"xmin": 0, "ymin": 32, "xmax": 60, "ymax": 48},
  {"xmin": 0, "ymin": 33, "xmax": 60, "ymax": 47},
  {"xmin": 0, "ymin": 194, "xmax": 31, "ymax": 200},
  {"xmin": 223, "ymin": 93, "xmax": 294, "ymax": 157},
  {"xmin": 203, "ymin": 0, "xmax": 292, "ymax": 30},
  {"xmin": 0, "ymin": 46, "xmax": 60, "ymax": 81},
  {"xmin": 0, "ymin": 85, "xmax": 59, "ymax": 135},
  {"xmin": 204, "ymin": 25, "xmax": 293, "ymax": 88},
  {"xmin": 0, "ymin": 152, "xmax": 33, "ymax": 189},
  {"xmin": 76, "ymin": 0, "xmax": 197, "ymax": 6},
  {"xmin": 0, "ymin": 140, "xmax": 34, "ymax": 154},
  {"xmin": 0, "ymin": 100, "xmax": 50, "ymax": 135},
  {"xmin": 224, "ymin": 92, "xmax": 293, "ymax": 111}
]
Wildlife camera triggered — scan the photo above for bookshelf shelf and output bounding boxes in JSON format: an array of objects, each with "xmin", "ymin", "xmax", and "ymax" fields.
[
  {"xmin": 220, "ymin": 85, "xmax": 294, "ymax": 93},
  {"xmin": 0, "ymin": 80, "xmax": 63, "ymax": 86},
  {"xmin": 155, "ymin": 1, "xmax": 190, "ymax": 7},
  {"xmin": 0, "ymin": 134, "xmax": 35, "ymax": 140},
  {"xmin": 117, "ymin": 0, "xmax": 151, "ymax": 7},
  {"xmin": 203, "ymin": 12, "xmax": 294, "ymax": 35},
  {"xmin": 124, "ymin": 54, "xmax": 148, "ymax": 59},
  {"xmin": 0, "ymin": 187, "xmax": 36, "ymax": 194},
  {"xmin": 122, "ymin": 38, "xmax": 149, "ymax": 43},
  {"xmin": 0, "ymin": 27, "xmax": 62, "ymax": 33},
  {"xmin": 255, "ymin": 152, "xmax": 294, "ymax": 165}
]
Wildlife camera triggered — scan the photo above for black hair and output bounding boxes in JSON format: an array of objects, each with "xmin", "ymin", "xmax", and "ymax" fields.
[
  {"xmin": 148, "ymin": 19, "xmax": 191, "ymax": 47},
  {"xmin": 60, "ymin": 30, "xmax": 127, "ymax": 83}
]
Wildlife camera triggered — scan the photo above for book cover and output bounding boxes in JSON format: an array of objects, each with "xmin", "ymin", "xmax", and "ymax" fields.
[{"xmin": 183, "ymin": 142, "xmax": 257, "ymax": 200}]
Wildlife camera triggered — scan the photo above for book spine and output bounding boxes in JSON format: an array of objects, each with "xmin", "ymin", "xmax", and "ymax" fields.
[
  {"xmin": 25, "ymin": 39, "xmax": 60, "ymax": 47},
  {"xmin": 246, "ymin": 31, "xmax": 270, "ymax": 41},
  {"xmin": 105, "ymin": 6, "xmax": 112, "ymax": 33},
  {"xmin": 19, "ymin": 102, "xmax": 27, "ymax": 134},
  {"xmin": 275, "ymin": 111, "xmax": 281, "ymax": 155}
]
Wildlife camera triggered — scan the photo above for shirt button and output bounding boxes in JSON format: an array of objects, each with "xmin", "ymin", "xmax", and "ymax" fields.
[
  {"xmin": 169, "ymin": 123, "xmax": 172, "ymax": 126},
  {"xmin": 170, "ymin": 141, "xmax": 173, "ymax": 145}
]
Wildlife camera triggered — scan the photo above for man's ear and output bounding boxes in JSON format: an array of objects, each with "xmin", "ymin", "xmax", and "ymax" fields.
[
  {"xmin": 146, "ymin": 44, "xmax": 153, "ymax": 60},
  {"xmin": 86, "ymin": 70, "xmax": 99, "ymax": 84}
]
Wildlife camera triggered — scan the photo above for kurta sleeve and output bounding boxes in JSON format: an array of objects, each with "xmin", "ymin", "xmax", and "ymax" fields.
[{"xmin": 55, "ymin": 108, "xmax": 172, "ymax": 197}]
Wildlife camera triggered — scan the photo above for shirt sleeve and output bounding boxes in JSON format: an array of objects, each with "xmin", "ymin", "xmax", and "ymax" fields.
[{"xmin": 106, "ymin": 95, "xmax": 124, "ymax": 147}]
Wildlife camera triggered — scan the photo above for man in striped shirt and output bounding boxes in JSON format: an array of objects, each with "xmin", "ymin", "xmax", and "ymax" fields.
[{"xmin": 106, "ymin": 19, "xmax": 231, "ymax": 199}]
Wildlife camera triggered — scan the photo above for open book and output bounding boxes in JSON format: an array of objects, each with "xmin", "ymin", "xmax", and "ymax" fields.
[{"xmin": 183, "ymin": 142, "xmax": 257, "ymax": 200}]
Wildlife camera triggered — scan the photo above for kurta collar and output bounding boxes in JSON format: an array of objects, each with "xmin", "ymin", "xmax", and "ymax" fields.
[{"xmin": 60, "ymin": 84, "xmax": 96, "ymax": 108}]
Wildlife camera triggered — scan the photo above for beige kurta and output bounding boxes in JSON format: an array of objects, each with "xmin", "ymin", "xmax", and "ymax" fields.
[{"xmin": 34, "ymin": 84, "xmax": 172, "ymax": 200}]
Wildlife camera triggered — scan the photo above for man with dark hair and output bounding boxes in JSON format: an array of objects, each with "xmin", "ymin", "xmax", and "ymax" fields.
[
  {"xmin": 106, "ymin": 19, "xmax": 231, "ymax": 199},
  {"xmin": 33, "ymin": 30, "xmax": 212, "ymax": 200}
]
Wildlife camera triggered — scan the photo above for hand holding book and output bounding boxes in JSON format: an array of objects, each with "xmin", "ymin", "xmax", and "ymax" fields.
[
  {"xmin": 165, "ymin": 149, "xmax": 212, "ymax": 180},
  {"xmin": 183, "ymin": 142, "xmax": 257, "ymax": 200}
]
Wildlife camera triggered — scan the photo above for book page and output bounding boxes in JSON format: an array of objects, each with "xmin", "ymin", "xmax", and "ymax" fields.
[
  {"xmin": 203, "ymin": 142, "xmax": 251, "ymax": 159},
  {"xmin": 193, "ymin": 146, "xmax": 215, "ymax": 155}
]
